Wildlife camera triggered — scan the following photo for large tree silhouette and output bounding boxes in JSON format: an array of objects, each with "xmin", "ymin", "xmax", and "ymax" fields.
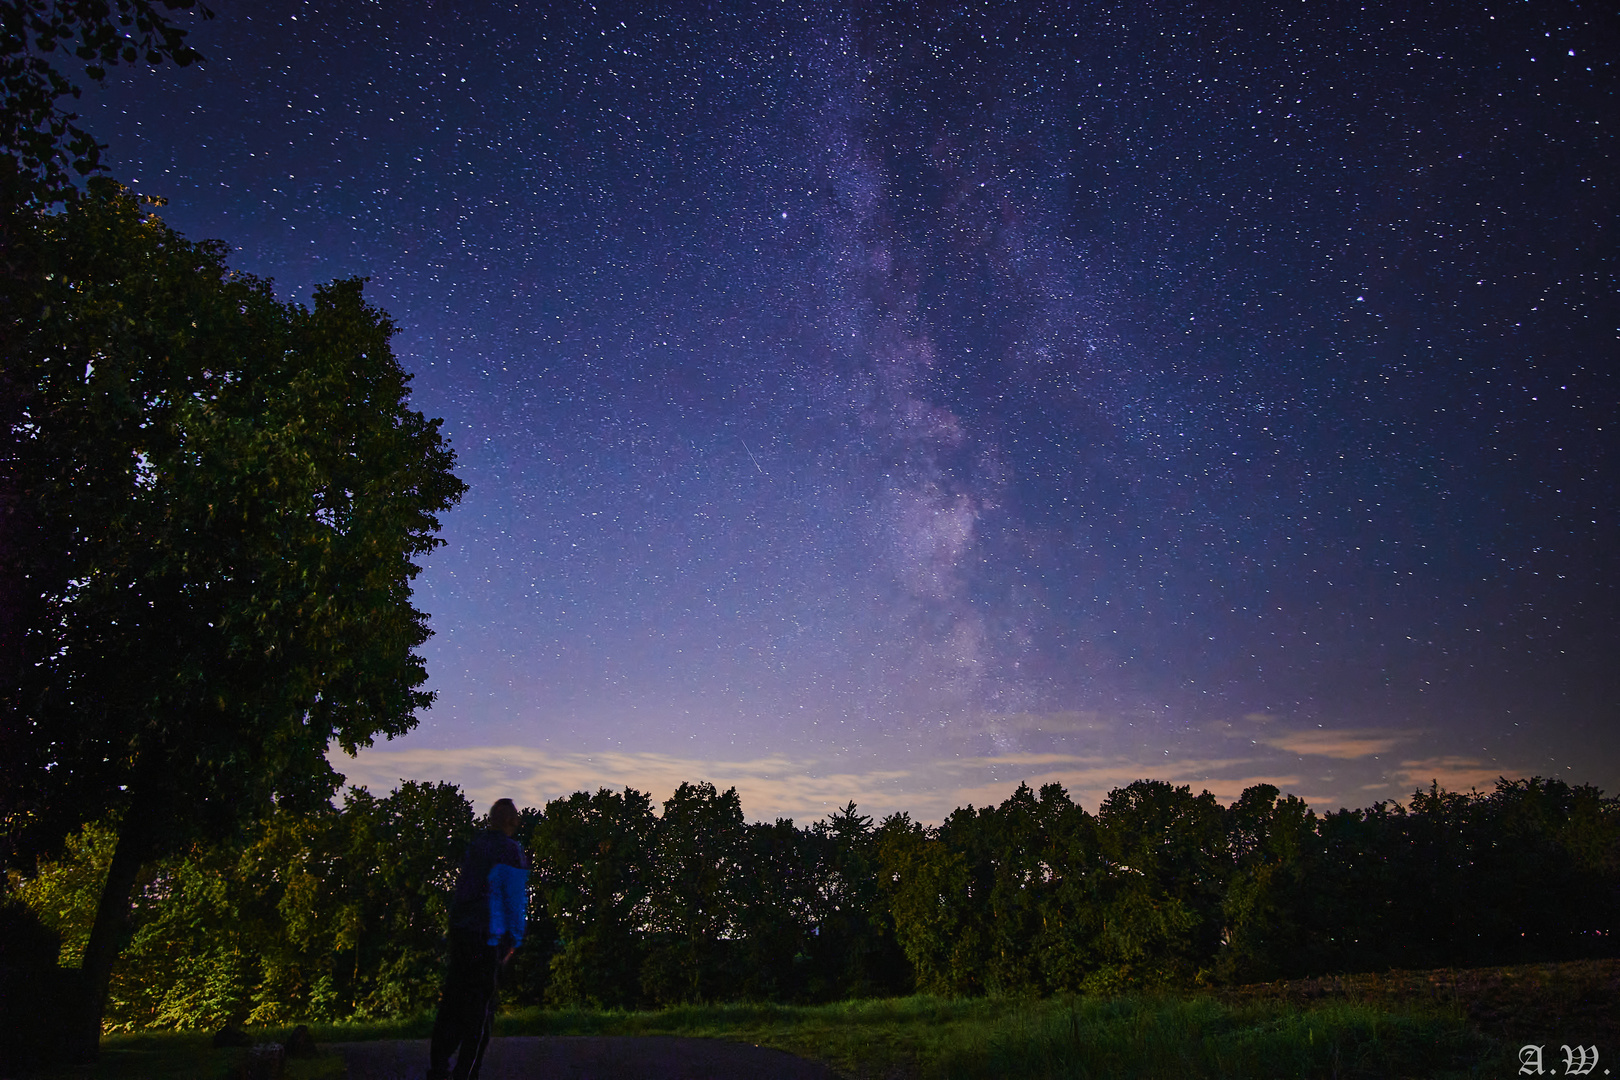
[{"xmin": 3, "ymin": 182, "xmax": 464, "ymax": 1054}]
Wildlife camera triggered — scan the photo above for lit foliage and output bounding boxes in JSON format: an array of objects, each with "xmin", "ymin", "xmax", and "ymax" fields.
[{"xmin": 11, "ymin": 782, "xmax": 474, "ymax": 1030}]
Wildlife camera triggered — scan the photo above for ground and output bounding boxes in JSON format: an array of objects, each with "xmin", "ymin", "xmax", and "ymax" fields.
[{"xmin": 334, "ymin": 1035, "xmax": 842, "ymax": 1080}]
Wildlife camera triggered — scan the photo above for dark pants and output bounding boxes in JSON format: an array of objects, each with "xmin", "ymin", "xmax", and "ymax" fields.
[{"xmin": 429, "ymin": 931, "xmax": 501, "ymax": 1080}]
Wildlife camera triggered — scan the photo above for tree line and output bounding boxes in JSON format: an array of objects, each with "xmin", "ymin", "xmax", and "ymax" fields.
[{"xmin": 8, "ymin": 774, "xmax": 1617, "ymax": 1030}]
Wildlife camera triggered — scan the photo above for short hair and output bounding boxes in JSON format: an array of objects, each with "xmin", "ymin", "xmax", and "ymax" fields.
[{"xmin": 489, "ymin": 798, "xmax": 519, "ymax": 830}]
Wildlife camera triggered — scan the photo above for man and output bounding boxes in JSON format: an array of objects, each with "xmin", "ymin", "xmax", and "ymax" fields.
[{"xmin": 428, "ymin": 798, "xmax": 528, "ymax": 1080}]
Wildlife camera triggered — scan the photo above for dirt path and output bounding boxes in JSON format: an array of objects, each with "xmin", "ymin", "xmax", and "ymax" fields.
[{"xmin": 332, "ymin": 1036, "xmax": 842, "ymax": 1080}]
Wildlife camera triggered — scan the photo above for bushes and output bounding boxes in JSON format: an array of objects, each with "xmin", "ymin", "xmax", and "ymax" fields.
[{"xmin": 11, "ymin": 782, "xmax": 474, "ymax": 1029}]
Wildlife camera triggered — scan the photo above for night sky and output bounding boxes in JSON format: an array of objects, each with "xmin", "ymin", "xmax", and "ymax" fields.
[{"xmin": 83, "ymin": 0, "xmax": 1617, "ymax": 821}]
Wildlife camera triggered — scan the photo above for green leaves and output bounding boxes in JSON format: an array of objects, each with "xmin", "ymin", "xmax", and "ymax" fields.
[
  {"xmin": 12, "ymin": 784, "xmax": 476, "ymax": 1029},
  {"xmin": 534, "ymin": 787, "xmax": 658, "ymax": 1009},
  {"xmin": 8, "ymin": 179, "xmax": 464, "ymax": 867},
  {"xmin": 0, "ymin": 0, "xmax": 213, "ymax": 199}
]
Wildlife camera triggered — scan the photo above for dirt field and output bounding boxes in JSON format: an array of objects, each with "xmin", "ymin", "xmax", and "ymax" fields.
[{"xmin": 1214, "ymin": 956, "xmax": 1620, "ymax": 1044}]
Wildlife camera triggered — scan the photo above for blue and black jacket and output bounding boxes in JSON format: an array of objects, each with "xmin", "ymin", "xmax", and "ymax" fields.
[{"xmin": 448, "ymin": 829, "xmax": 528, "ymax": 948}]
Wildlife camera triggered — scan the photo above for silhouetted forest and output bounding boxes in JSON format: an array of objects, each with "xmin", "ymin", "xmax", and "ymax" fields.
[{"xmin": 8, "ymin": 776, "xmax": 1617, "ymax": 1030}]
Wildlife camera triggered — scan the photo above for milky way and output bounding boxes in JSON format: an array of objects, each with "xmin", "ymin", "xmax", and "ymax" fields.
[{"xmin": 88, "ymin": 0, "xmax": 1618, "ymax": 818}]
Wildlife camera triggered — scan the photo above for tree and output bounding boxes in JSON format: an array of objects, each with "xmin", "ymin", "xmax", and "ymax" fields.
[
  {"xmin": 298, "ymin": 782, "xmax": 474, "ymax": 1020},
  {"xmin": 980, "ymin": 782, "xmax": 1089, "ymax": 996},
  {"xmin": 1091, "ymin": 780, "xmax": 1228, "ymax": 987},
  {"xmin": 802, "ymin": 800, "xmax": 908, "ymax": 1001},
  {"xmin": 641, "ymin": 781, "xmax": 747, "ymax": 1004},
  {"xmin": 1214, "ymin": 783, "xmax": 1317, "ymax": 982},
  {"xmin": 2, "ymin": 181, "xmax": 465, "ymax": 1054},
  {"xmin": 1, "ymin": 0, "xmax": 212, "ymax": 202},
  {"xmin": 732, "ymin": 816, "xmax": 814, "ymax": 1002},
  {"xmin": 2, "ymin": 2, "xmax": 215, "ymax": 831},
  {"xmin": 1475, "ymin": 777, "xmax": 1620, "ymax": 962},
  {"xmin": 876, "ymin": 810, "xmax": 967, "ymax": 995},
  {"xmin": 502, "ymin": 804, "xmax": 558, "ymax": 1006},
  {"xmin": 535, "ymin": 787, "xmax": 657, "ymax": 1008},
  {"xmin": 1030, "ymin": 782, "xmax": 1102, "ymax": 993}
]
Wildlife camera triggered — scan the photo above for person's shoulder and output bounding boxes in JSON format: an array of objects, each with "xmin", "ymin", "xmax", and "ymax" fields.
[{"xmin": 495, "ymin": 833, "xmax": 525, "ymax": 868}]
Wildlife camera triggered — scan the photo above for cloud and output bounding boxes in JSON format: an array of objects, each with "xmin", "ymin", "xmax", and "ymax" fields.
[
  {"xmin": 944, "ymin": 754, "xmax": 1313, "ymax": 810},
  {"xmin": 332, "ymin": 744, "xmax": 922, "ymax": 824},
  {"xmin": 1257, "ymin": 728, "xmax": 1408, "ymax": 760},
  {"xmin": 332, "ymin": 737, "xmax": 1378, "ymax": 828},
  {"xmin": 1389, "ymin": 756, "xmax": 1513, "ymax": 793},
  {"xmin": 334, "ymin": 744, "xmax": 1278, "ymax": 824}
]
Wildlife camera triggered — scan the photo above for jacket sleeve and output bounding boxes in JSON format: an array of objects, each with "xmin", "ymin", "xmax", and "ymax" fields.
[{"xmin": 486, "ymin": 861, "xmax": 528, "ymax": 948}]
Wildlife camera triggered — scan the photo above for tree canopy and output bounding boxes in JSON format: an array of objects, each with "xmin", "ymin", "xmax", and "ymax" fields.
[{"xmin": 0, "ymin": 180, "xmax": 465, "ymax": 1048}]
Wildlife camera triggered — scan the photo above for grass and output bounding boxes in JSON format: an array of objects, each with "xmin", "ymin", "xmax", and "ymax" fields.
[
  {"xmin": 490, "ymin": 993, "xmax": 1502, "ymax": 1078},
  {"xmin": 37, "ymin": 957, "xmax": 1618, "ymax": 1079},
  {"xmin": 1213, "ymin": 956, "xmax": 1620, "ymax": 1046}
]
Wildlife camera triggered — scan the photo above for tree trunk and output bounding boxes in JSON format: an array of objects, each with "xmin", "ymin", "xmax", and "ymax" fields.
[{"xmin": 67, "ymin": 811, "xmax": 148, "ymax": 1062}]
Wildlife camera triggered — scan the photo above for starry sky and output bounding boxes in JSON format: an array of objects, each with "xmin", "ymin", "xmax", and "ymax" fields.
[{"xmin": 82, "ymin": 0, "xmax": 1617, "ymax": 821}]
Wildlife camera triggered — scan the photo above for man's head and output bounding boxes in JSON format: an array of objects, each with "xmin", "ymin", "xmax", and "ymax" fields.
[{"xmin": 488, "ymin": 798, "xmax": 519, "ymax": 837}]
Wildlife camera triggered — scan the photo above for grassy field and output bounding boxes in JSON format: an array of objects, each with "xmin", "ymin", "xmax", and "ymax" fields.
[
  {"xmin": 496, "ymin": 994, "xmax": 1503, "ymax": 1078},
  {"xmin": 35, "ymin": 958, "xmax": 1617, "ymax": 1079}
]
